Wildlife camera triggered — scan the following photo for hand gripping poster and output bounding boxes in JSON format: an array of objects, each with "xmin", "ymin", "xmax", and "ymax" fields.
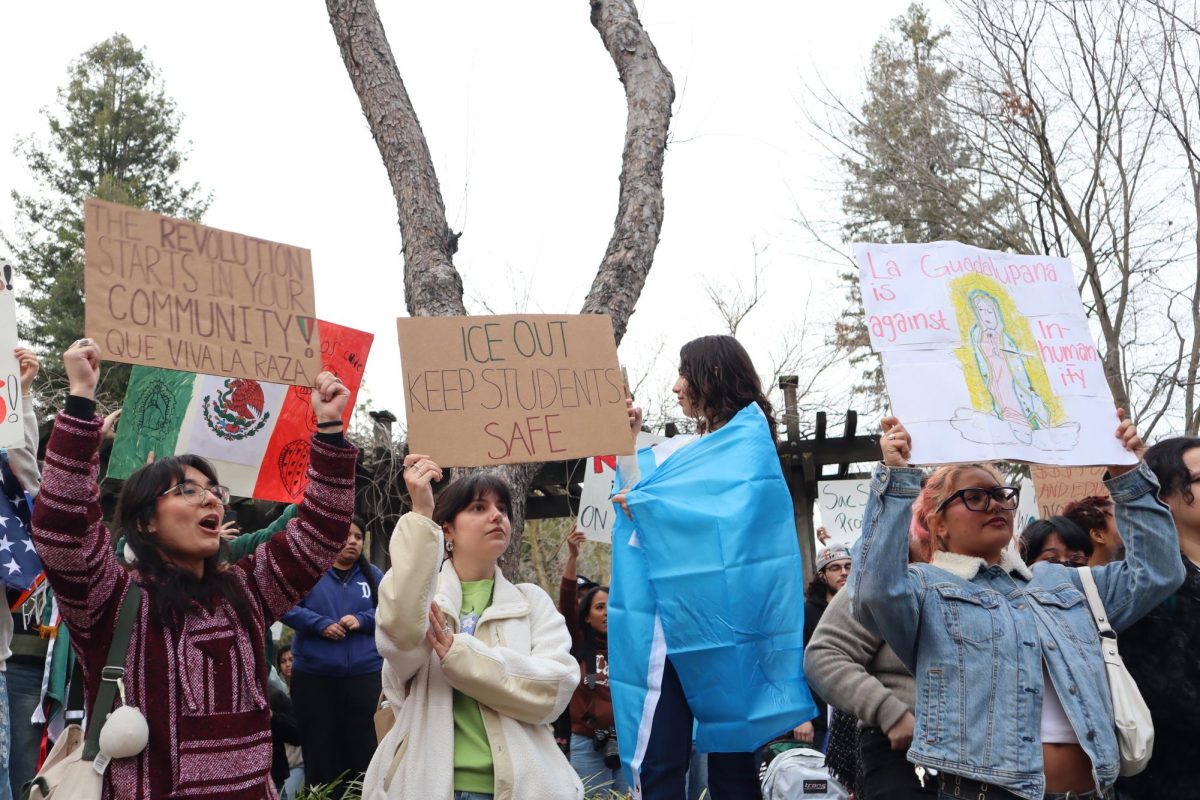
[
  {"xmin": 854, "ymin": 242, "xmax": 1134, "ymax": 466},
  {"xmin": 108, "ymin": 319, "xmax": 373, "ymax": 501}
]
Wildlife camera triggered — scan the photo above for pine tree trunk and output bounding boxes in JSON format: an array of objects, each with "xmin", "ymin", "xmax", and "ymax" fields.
[{"xmin": 325, "ymin": 0, "xmax": 673, "ymax": 570}]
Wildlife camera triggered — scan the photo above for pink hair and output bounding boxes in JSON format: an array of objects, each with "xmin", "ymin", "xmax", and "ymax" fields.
[{"xmin": 909, "ymin": 463, "xmax": 1005, "ymax": 561}]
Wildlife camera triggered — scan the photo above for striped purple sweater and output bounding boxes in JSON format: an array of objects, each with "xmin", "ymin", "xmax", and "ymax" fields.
[{"xmin": 31, "ymin": 410, "xmax": 358, "ymax": 799}]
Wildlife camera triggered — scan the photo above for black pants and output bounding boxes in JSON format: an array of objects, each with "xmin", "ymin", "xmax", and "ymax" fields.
[
  {"xmin": 290, "ymin": 669, "xmax": 382, "ymax": 799},
  {"xmin": 858, "ymin": 726, "xmax": 935, "ymax": 800},
  {"xmin": 639, "ymin": 658, "xmax": 762, "ymax": 800}
]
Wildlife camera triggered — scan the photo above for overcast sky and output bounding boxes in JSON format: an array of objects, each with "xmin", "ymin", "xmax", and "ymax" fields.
[{"xmin": 0, "ymin": 0, "xmax": 949, "ymax": 430}]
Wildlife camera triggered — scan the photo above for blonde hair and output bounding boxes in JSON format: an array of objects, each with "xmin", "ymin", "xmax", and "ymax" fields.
[{"xmin": 910, "ymin": 463, "xmax": 1005, "ymax": 561}]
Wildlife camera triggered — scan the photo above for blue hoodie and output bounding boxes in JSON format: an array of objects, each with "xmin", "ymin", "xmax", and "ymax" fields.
[{"xmin": 281, "ymin": 562, "xmax": 384, "ymax": 678}]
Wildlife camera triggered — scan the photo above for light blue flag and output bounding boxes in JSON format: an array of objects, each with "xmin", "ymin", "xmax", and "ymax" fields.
[{"xmin": 609, "ymin": 403, "xmax": 815, "ymax": 789}]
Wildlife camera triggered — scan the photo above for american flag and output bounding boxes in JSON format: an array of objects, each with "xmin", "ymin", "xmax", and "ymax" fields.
[{"xmin": 0, "ymin": 452, "xmax": 40, "ymax": 592}]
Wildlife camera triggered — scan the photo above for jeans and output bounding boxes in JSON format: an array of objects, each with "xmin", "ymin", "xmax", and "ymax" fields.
[
  {"xmin": 454, "ymin": 793, "xmax": 494, "ymax": 800},
  {"xmin": 638, "ymin": 658, "xmax": 761, "ymax": 800},
  {"xmin": 0, "ymin": 671, "xmax": 12, "ymax": 800},
  {"xmin": 571, "ymin": 733, "xmax": 629, "ymax": 797},
  {"xmin": 280, "ymin": 766, "xmax": 304, "ymax": 800},
  {"xmin": 5, "ymin": 661, "xmax": 42, "ymax": 800},
  {"xmin": 858, "ymin": 726, "xmax": 934, "ymax": 800}
]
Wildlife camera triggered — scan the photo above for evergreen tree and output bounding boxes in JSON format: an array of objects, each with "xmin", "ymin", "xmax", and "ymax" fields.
[
  {"xmin": 836, "ymin": 5, "xmax": 1018, "ymax": 411},
  {"xmin": 5, "ymin": 33, "xmax": 208, "ymax": 405}
]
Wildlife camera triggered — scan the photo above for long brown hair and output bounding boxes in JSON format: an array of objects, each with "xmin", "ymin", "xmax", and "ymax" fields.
[{"xmin": 678, "ymin": 335, "xmax": 777, "ymax": 441}]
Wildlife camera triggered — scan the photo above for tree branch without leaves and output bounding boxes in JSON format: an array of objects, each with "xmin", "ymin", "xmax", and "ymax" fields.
[{"xmin": 326, "ymin": 0, "xmax": 673, "ymax": 570}]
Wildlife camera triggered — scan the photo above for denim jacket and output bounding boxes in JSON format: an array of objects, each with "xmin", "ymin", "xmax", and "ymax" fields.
[{"xmin": 849, "ymin": 462, "xmax": 1185, "ymax": 800}]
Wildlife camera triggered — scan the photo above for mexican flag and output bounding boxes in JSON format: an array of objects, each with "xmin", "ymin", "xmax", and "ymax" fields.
[{"xmin": 107, "ymin": 320, "xmax": 373, "ymax": 503}]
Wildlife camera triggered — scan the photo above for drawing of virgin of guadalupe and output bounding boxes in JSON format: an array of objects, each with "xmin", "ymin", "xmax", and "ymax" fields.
[{"xmin": 966, "ymin": 290, "xmax": 1052, "ymax": 444}]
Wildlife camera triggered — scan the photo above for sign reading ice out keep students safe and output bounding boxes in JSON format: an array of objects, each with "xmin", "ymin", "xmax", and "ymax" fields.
[
  {"xmin": 816, "ymin": 479, "xmax": 871, "ymax": 542},
  {"xmin": 397, "ymin": 314, "xmax": 634, "ymax": 467},
  {"xmin": 84, "ymin": 198, "xmax": 322, "ymax": 386},
  {"xmin": 854, "ymin": 241, "xmax": 1133, "ymax": 467},
  {"xmin": 577, "ymin": 433, "xmax": 664, "ymax": 543}
]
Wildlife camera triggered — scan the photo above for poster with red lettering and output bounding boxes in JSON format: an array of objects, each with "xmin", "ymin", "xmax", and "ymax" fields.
[
  {"xmin": 854, "ymin": 241, "xmax": 1133, "ymax": 466},
  {"xmin": 397, "ymin": 314, "xmax": 634, "ymax": 467}
]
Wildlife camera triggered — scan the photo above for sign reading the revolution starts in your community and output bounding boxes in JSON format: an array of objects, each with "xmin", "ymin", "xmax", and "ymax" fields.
[
  {"xmin": 84, "ymin": 198, "xmax": 322, "ymax": 385},
  {"xmin": 398, "ymin": 314, "xmax": 634, "ymax": 467}
]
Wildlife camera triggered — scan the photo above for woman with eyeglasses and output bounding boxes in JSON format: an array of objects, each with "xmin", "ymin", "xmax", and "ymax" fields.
[
  {"xmin": 850, "ymin": 412, "xmax": 1184, "ymax": 800},
  {"xmin": 794, "ymin": 544, "xmax": 852, "ymax": 750},
  {"xmin": 30, "ymin": 339, "xmax": 357, "ymax": 800},
  {"xmin": 1019, "ymin": 517, "xmax": 1094, "ymax": 568}
]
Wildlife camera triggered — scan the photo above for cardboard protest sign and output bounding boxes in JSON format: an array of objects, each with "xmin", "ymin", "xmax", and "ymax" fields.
[
  {"xmin": 578, "ymin": 433, "xmax": 664, "ymax": 543},
  {"xmin": 855, "ymin": 241, "xmax": 1133, "ymax": 466},
  {"xmin": 1030, "ymin": 465, "xmax": 1108, "ymax": 518},
  {"xmin": 108, "ymin": 319, "xmax": 372, "ymax": 502},
  {"xmin": 84, "ymin": 198, "xmax": 321, "ymax": 386},
  {"xmin": 0, "ymin": 292, "xmax": 25, "ymax": 449},
  {"xmin": 1015, "ymin": 476, "xmax": 1038, "ymax": 531},
  {"xmin": 815, "ymin": 479, "xmax": 870, "ymax": 543},
  {"xmin": 398, "ymin": 314, "xmax": 633, "ymax": 466}
]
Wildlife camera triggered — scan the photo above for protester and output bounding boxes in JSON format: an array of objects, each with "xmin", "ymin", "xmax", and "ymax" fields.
[
  {"xmin": 850, "ymin": 412, "xmax": 1184, "ymax": 800},
  {"xmin": 1, "ymin": 348, "xmax": 41, "ymax": 800},
  {"xmin": 282, "ymin": 516, "xmax": 383, "ymax": 798},
  {"xmin": 1062, "ymin": 495, "xmax": 1121, "ymax": 566},
  {"xmin": 611, "ymin": 335, "xmax": 814, "ymax": 800},
  {"xmin": 560, "ymin": 529, "xmax": 625, "ymax": 797},
  {"xmin": 273, "ymin": 645, "xmax": 306, "ymax": 799},
  {"xmin": 30, "ymin": 339, "xmax": 356, "ymax": 799},
  {"xmin": 806, "ymin": 539, "xmax": 932, "ymax": 800},
  {"xmin": 1018, "ymin": 517, "xmax": 1093, "ymax": 567},
  {"xmin": 363, "ymin": 455, "xmax": 582, "ymax": 800},
  {"xmin": 1114, "ymin": 437, "xmax": 1200, "ymax": 798},
  {"xmin": 269, "ymin": 656, "xmax": 301, "ymax": 798},
  {"xmin": 796, "ymin": 543, "xmax": 852, "ymax": 751}
]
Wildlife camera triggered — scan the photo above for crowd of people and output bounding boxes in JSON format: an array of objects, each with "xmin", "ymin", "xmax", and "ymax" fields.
[{"xmin": 0, "ymin": 330, "xmax": 1192, "ymax": 800}]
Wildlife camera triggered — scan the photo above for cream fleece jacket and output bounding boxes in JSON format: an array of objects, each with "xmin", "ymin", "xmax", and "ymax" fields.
[
  {"xmin": 803, "ymin": 587, "xmax": 915, "ymax": 733},
  {"xmin": 363, "ymin": 512, "xmax": 583, "ymax": 800}
]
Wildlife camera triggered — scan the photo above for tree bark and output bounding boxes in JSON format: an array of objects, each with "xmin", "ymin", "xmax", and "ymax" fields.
[
  {"xmin": 326, "ymin": 0, "xmax": 466, "ymax": 318},
  {"xmin": 326, "ymin": 0, "xmax": 673, "ymax": 571}
]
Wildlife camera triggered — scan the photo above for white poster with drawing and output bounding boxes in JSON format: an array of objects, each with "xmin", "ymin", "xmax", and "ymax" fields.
[
  {"xmin": 855, "ymin": 242, "xmax": 1133, "ymax": 466},
  {"xmin": 578, "ymin": 432, "xmax": 665, "ymax": 543},
  {"xmin": 0, "ymin": 293, "xmax": 24, "ymax": 449},
  {"xmin": 816, "ymin": 479, "xmax": 870, "ymax": 544}
]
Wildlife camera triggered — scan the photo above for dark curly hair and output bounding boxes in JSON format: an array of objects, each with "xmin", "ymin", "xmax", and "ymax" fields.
[
  {"xmin": 678, "ymin": 335, "xmax": 777, "ymax": 441},
  {"xmin": 116, "ymin": 454, "xmax": 256, "ymax": 634},
  {"xmin": 1062, "ymin": 495, "xmax": 1113, "ymax": 536},
  {"xmin": 1145, "ymin": 436, "xmax": 1200, "ymax": 503}
]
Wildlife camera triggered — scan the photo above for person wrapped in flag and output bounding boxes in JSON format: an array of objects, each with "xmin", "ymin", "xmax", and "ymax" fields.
[{"xmin": 609, "ymin": 335, "xmax": 816, "ymax": 800}]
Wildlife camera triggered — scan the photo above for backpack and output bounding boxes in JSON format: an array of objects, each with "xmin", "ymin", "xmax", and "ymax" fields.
[{"xmin": 761, "ymin": 747, "xmax": 849, "ymax": 800}]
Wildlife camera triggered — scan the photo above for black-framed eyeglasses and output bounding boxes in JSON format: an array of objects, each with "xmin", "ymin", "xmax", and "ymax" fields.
[
  {"xmin": 936, "ymin": 485, "xmax": 1020, "ymax": 514},
  {"xmin": 161, "ymin": 481, "xmax": 231, "ymax": 505}
]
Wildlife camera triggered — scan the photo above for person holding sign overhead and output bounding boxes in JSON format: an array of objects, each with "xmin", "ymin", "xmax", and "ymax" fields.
[
  {"xmin": 850, "ymin": 412, "xmax": 1184, "ymax": 800},
  {"xmin": 29, "ymin": 338, "xmax": 357, "ymax": 800},
  {"xmin": 363, "ymin": 456, "xmax": 582, "ymax": 800}
]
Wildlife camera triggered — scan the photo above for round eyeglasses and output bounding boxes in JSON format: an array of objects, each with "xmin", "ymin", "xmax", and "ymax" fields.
[
  {"xmin": 161, "ymin": 481, "xmax": 231, "ymax": 505},
  {"xmin": 936, "ymin": 486, "xmax": 1020, "ymax": 514}
]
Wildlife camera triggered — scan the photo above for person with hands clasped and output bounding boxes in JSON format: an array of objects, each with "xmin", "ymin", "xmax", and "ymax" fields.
[
  {"xmin": 850, "ymin": 412, "xmax": 1185, "ymax": 800},
  {"xmin": 30, "ymin": 339, "xmax": 358, "ymax": 800},
  {"xmin": 362, "ymin": 455, "xmax": 582, "ymax": 800},
  {"xmin": 281, "ymin": 516, "xmax": 383, "ymax": 799}
]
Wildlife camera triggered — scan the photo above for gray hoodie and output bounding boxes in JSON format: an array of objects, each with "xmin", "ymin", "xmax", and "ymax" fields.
[{"xmin": 802, "ymin": 586, "xmax": 914, "ymax": 733}]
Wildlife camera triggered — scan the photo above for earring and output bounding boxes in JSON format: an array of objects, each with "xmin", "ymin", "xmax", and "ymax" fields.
[{"xmin": 446, "ymin": 540, "xmax": 455, "ymax": 554}]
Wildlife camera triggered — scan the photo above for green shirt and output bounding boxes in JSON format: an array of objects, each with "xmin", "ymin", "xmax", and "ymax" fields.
[{"xmin": 453, "ymin": 578, "xmax": 496, "ymax": 793}]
